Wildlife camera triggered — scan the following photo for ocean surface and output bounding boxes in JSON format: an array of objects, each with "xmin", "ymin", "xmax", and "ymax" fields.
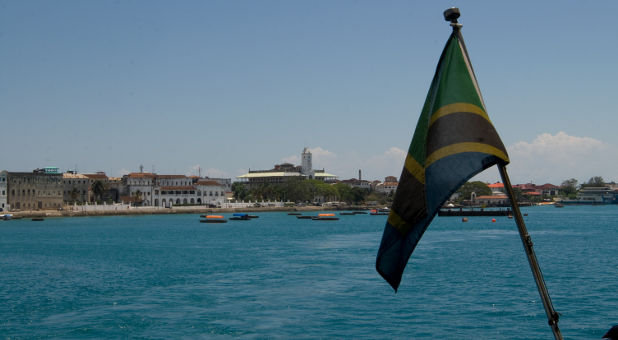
[{"xmin": 1, "ymin": 206, "xmax": 617, "ymax": 339}]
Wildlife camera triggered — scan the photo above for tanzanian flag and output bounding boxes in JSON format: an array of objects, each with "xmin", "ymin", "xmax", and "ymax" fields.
[{"xmin": 376, "ymin": 29, "xmax": 510, "ymax": 291}]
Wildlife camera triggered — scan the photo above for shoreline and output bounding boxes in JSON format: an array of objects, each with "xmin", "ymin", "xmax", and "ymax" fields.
[{"xmin": 4, "ymin": 205, "xmax": 376, "ymax": 219}]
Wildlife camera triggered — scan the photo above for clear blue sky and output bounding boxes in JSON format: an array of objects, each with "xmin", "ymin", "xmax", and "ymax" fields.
[{"xmin": 1, "ymin": 1, "xmax": 617, "ymax": 185}]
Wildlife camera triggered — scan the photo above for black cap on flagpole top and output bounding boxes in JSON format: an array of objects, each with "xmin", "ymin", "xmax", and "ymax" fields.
[{"xmin": 443, "ymin": 7, "xmax": 462, "ymax": 30}]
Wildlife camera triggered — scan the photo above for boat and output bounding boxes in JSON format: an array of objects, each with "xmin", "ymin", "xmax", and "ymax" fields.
[
  {"xmin": 312, "ymin": 213, "xmax": 339, "ymax": 221},
  {"xmin": 339, "ymin": 212, "xmax": 355, "ymax": 215},
  {"xmin": 296, "ymin": 215, "xmax": 313, "ymax": 219},
  {"xmin": 247, "ymin": 215, "xmax": 259, "ymax": 219},
  {"xmin": 31, "ymin": 217, "xmax": 45, "ymax": 221},
  {"xmin": 200, "ymin": 215, "xmax": 227, "ymax": 223},
  {"xmin": 554, "ymin": 202, "xmax": 564, "ymax": 208},
  {"xmin": 288, "ymin": 212, "xmax": 301, "ymax": 216},
  {"xmin": 352, "ymin": 211, "xmax": 367, "ymax": 215},
  {"xmin": 1, "ymin": 214, "xmax": 12, "ymax": 220},
  {"xmin": 370, "ymin": 208, "xmax": 389, "ymax": 215},
  {"xmin": 229, "ymin": 213, "xmax": 250, "ymax": 221}
]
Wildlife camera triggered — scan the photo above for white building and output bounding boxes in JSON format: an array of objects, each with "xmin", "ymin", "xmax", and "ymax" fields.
[
  {"xmin": 195, "ymin": 180, "xmax": 227, "ymax": 207},
  {"xmin": 123, "ymin": 173, "xmax": 156, "ymax": 206},
  {"xmin": 0, "ymin": 170, "xmax": 8, "ymax": 212},
  {"xmin": 121, "ymin": 173, "xmax": 228, "ymax": 207}
]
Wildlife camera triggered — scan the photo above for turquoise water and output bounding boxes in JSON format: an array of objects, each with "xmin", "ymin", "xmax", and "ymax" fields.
[{"xmin": 1, "ymin": 206, "xmax": 617, "ymax": 339}]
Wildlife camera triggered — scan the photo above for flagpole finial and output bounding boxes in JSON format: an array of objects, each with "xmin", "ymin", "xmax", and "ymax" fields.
[{"xmin": 443, "ymin": 7, "xmax": 462, "ymax": 30}]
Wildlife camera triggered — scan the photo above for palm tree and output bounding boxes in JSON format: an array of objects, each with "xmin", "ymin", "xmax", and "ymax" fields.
[{"xmin": 91, "ymin": 180, "xmax": 104, "ymax": 202}]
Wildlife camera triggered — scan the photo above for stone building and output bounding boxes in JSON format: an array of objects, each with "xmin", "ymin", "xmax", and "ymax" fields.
[
  {"xmin": 0, "ymin": 170, "xmax": 7, "ymax": 212},
  {"xmin": 7, "ymin": 168, "xmax": 63, "ymax": 211},
  {"xmin": 62, "ymin": 172, "xmax": 90, "ymax": 203}
]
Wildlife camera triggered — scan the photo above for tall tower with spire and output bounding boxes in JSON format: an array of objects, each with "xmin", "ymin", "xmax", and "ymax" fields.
[{"xmin": 301, "ymin": 147, "xmax": 314, "ymax": 178}]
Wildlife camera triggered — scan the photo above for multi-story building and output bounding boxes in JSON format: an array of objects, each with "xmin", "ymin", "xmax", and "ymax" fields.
[
  {"xmin": 7, "ymin": 168, "xmax": 63, "ymax": 211},
  {"xmin": 62, "ymin": 172, "xmax": 90, "ymax": 203},
  {"xmin": 120, "ymin": 172, "xmax": 228, "ymax": 207},
  {"xmin": 195, "ymin": 179, "xmax": 227, "ymax": 207},
  {"xmin": 122, "ymin": 172, "xmax": 156, "ymax": 205},
  {"xmin": 155, "ymin": 175, "xmax": 195, "ymax": 207},
  {"xmin": 375, "ymin": 176, "xmax": 398, "ymax": 194},
  {"xmin": 237, "ymin": 148, "xmax": 337, "ymax": 188},
  {"xmin": 0, "ymin": 170, "xmax": 8, "ymax": 212}
]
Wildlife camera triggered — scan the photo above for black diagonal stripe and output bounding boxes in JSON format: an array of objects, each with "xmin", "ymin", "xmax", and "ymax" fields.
[
  {"xmin": 426, "ymin": 112, "xmax": 508, "ymax": 157},
  {"xmin": 392, "ymin": 169, "xmax": 427, "ymax": 224}
]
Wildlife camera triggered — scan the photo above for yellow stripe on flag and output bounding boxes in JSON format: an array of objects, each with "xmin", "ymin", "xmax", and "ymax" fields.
[
  {"xmin": 387, "ymin": 210, "xmax": 412, "ymax": 235},
  {"xmin": 429, "ymin": 103, "xmax": 489, "ymax": 127},
  {"xmin": 404, "ymin": 154, "xmax": 425, "ymax": 184},
  {"xmin": 425, "ymin": 142, "xmax": 510, "ymax": 167}
]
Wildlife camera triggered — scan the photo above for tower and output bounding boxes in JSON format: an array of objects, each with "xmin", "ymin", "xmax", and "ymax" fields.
[{"xmin": 301, "ymin": 147, "xmax": 314, "ymax": 178}]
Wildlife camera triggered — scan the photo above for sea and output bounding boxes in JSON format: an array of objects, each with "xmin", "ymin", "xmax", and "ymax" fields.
[{"xmin": 1, "ymin": 205, "xmax": 617, "ymax": 339}]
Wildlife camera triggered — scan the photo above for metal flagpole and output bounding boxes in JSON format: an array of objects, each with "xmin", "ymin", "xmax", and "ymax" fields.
[{"xmin": 498, "ymin": 164, "xmax": 563, "ymax": 340}]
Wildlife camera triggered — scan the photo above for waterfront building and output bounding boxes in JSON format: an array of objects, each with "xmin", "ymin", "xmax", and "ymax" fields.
[
  {"xmin": 121, "ymin": 172, "xmax": 156, "ymax": 206},
  {"xmin": 195, "ymin": 179, "xmax": 226, "ymax": 207},
  {"xmin": 119, "ymin": 172, "xmax": 228, "ymax": 207},
  {"xmin": 0, "ymin": 170, "xmax": 7, "ymax": 211},
  {"xmin": 62, "ymin": 172, "xmax": 91, "ymax": 203},
  {"xmin": 7, "ymin": 169, "xmax": 63, "ymax": 210},
  {"xmin": 237, "ymin": 148, "xmax": 337, "ymax": 188},
  {"xmin": 339, "ymin": 178, "xmax": 372, "ymax": 190},
  {"xmin": 563, "ymin": 186, "xmax": 618, "ymax": 204},
  {"xmin": 155, "ymin": 175, "xmax": 195, "ymax": 207},
  {"xmin": 375, "ymin": 176, "xmax": 398, "ymax": 194}
]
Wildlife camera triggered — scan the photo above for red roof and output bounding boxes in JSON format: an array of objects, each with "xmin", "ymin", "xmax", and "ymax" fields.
[
  {"xmin": 487, "ymin": 182, "xmax": 504, "ymax": 188},
  {"xmin": 126, "ymin": 172, "xmax": 156, "ymax": 178}
]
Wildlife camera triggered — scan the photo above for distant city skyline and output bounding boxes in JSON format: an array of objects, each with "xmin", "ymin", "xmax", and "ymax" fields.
[{"xmin": 2, "ymin": 1, "xmax": 617, "ymax": 185}]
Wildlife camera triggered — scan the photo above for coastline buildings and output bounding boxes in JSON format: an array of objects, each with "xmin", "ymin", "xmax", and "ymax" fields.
[{"xmin": 237, "ymin": 148, "xmax": 337, "ymax": 188}]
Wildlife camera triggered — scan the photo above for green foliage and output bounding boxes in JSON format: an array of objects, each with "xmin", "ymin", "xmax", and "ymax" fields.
[
  {"xmin": 91, "ymin": 180, "xmax": 105, "ymax": 201},
  {"xmin": 455, "ymin": 181, "xmax": 491, "ymax": 202},
  {"xmin": 236, "ymin": 179, "xmax": 376, "ymax": 204},
  {"xmin": 582, "ymin": 176, "xmax": 605, "ymax": 187},
  {"xmin": 560, "ymin": 178, "xmax": 578, "ymax": 196}
]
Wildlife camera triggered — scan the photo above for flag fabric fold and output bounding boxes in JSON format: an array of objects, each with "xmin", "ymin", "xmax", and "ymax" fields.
[{"xmin": 376, "ymin": 30, "xmax": 510, "ymax": 291}]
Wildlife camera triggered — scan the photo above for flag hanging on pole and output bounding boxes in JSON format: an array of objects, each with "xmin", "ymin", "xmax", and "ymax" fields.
[{"xmin": 376, "ymin": 18, "xmax": 510, "ymax": 291}]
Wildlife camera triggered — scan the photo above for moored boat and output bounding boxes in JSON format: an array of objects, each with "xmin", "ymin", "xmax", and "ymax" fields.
[
  {"xmin": 229, "ymin": 213, "xmax": 250, "ymax": 221},
  {"xmin": 200, "ymin": 215, "xmax": 227, "ymax": 223},
  {"xmin": 312, "ymin": 213, "xmax": 339, "ymax": 221},
  {"xmin": 370, "ymin": 208, "xmax": 389, "ymax": 215}
]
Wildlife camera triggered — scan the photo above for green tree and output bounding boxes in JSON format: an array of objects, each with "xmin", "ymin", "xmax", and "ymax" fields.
[
  {"xmin": 583, "ymin": 176, "xmax": 605, "ymax": 187},
  {"xmin": 560, "ymin": 178, "xmax": 578, "ymax": 197},
  {"xmin": 455, "ymin": 181, "xmax": 491, "ymax": 202},
  {"xmin": 91, "ymin": 180, "xmax": 105, "ymax": 202},
  {"xmin": 231, "ymin": 182, "xmax": 249, "ymax": 201}
]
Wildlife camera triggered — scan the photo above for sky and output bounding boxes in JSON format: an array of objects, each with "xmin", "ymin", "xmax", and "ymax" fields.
[{"xmin": 1, "ymin": 1, "xmax": 617, "ymax": 186}]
